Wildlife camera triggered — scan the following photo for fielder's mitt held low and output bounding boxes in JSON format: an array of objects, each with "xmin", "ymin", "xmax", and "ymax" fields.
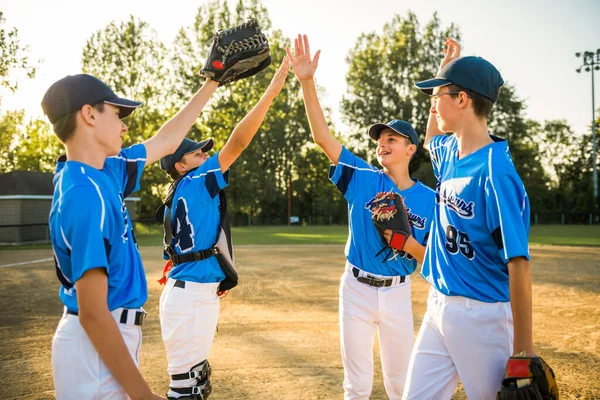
[
  {"xmin": 497, "ymin": 356, "xmax": 559, "ymax": 400},
  {"xmin": 200, "ymin": 18, "xmax": 271, "ymax": 86},
  {"xmin": 369, "ymin": 191, "xmax": 412, "ymax": 252}
]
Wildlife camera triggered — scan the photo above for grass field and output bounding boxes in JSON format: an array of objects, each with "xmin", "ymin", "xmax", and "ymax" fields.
[
  {"xmin": 133, "ymin": 223, "xmax": 600, "ymax": 247},
  {"xmin": 4, "ymin": 224, "xmax": 599, "ymax": 250},
  {"xmin": 0, "ymin": 243, "xmax": 598, "ymax": 399}
]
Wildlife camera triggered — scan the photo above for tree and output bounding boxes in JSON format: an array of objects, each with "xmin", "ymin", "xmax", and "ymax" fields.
[
  {"xmin": 12, "ymin": 118, "xmax": 62, "ymax": 173},
  {"xmin": 170, "ymin": 0, "xmax": 345, "ymax": 224},
  {"xmin": 81, "ymin": 16, "xmax": 172, "ymax": 217},
  {"xmin": 0, "ymin": 11, "xmax": 37, "ymax": 106},
  {"xmin": 0, "ymin": 110, "xmax": 24, "ymax": 172},
  {"xmin": 341, "ymin": 11, "xmax": 460, "ymax": 167}
]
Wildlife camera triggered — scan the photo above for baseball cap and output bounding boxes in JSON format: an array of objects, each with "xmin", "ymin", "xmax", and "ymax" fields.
[
  {"xmin": 414, "ymin": 56, "xmax": 504, "ymax": 103},
  {"xmin": 41, "ymin": 74, "xmax": 142, "ymax": 128},
  {"xmin": 368, "ymin": 119, "xmax": 419, "ymax": 145},
  {"xmin": 160, "ymin": 138, "xmax": 215, "ymax": 173}
]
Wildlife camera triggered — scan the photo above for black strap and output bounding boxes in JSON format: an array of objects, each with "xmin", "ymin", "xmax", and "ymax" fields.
[
  {"xmin": 170, "ymin": 247, "xmax": 219, "ymax": 266},
  {"xmin": 170, "ymin": 386, "xmax": 201, "ymax": 395}
]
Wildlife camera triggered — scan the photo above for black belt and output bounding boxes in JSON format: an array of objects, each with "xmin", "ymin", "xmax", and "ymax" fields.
[
  {"xmin": 66, "ymin": 309, "xmax": 145, "ymax": 326},
  {"xmin": 169, "ymin": 248, "xmax": 219, "ymax": 266},
  {"xmin": 352, "ymin": 267, "xmax": 405, "ymax": 288}
]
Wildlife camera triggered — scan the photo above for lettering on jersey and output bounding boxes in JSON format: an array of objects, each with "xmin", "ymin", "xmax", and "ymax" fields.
[
  {"xmin": 405, "ymin": 207, "xmax": 426, "ymax": 230},
  {"xmin": 437, "ymin": 179, "xmax": 475, "ymax": 219},
  {"xmin": 118, "ymin": 193, "xmax": 130, "ymax": 243}
]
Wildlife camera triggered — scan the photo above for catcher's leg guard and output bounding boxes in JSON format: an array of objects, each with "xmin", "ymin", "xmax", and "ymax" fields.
[{"xmin": 167, "ymin": 360, "xmax": 212, "ymax": 400}]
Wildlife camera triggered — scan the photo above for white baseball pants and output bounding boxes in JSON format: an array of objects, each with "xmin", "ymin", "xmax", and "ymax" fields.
[
  {"xmin": 52, "ymin": 308, "xmax": 143, "ymax": 400},
  {"xmin": 402, "ymin": 287, "xmax": 513, "ymax": 400},
  {"xmin": 339, "ymin": 262, "xmax": 414, "ymax": 400},
  {"xmin": 159, "ymin": 278, "xmax": 220, "ymax": 393}
]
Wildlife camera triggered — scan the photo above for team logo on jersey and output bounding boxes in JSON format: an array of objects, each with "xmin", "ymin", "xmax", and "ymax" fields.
[
  {"xmin": 437, "ymin": 181, "xmax": 475, "ymax": 219},
  {"xmin": 118, "ymin": 193, "xmax": 130, "ymax": 243},
  {"xmin": 365, "ymin": 190, "xmax": 398, "ymax": 221},
  {"xmin": 406, "ymin": 207, "xmax": 427, "ymax": 229}
]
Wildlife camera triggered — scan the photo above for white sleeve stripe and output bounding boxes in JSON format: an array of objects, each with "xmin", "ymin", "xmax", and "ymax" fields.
[
  {"xmin": 60, "ymin": 226, "xmax": 72, "ymax": 251},
  {"xmin": 106, "ymin": 156, "xmax": 146, "ymax": 162},
  {"xmin": 337, "ymin": 161, "xmax": 378, "ymax": 173},
  {"xmin": 86, "ymin": 177, "xmax": 106, "ymax": 231},
  {"xmin": 488, "ymin": 148, "xmax": 509, "ymax": 260}
]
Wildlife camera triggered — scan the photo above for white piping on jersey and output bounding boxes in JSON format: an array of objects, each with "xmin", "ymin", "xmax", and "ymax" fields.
[
  {"xmin": 107, "ymin": 155, "xmax": 147, "ymax": 162},
  {"xmin": 60, "ymin": 226, "xmax": 72, "ymax": 251},
  {"xmin": 187, "ymin": 168, "xmax": 222, "ymax": 180},
  {"xmin": 80, "ymin": 167, "xmax": 85, "ymax": 174},
  {"xmin": 487, "ymin": 148, "xmax": 509, "ymax": 261},
  {"xmin": 86, "ymin": 177, "xmax": 106, "ymax": 231},
  {"xmin": 57, "ymin": 170, "xmax": 65, "ymax": 213},
  {"xmin": 337, "ymin": 162, "xmax": 378, "ymax": 173}
]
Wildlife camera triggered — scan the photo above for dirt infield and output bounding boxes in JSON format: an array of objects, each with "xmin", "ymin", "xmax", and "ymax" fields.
[{"xmin": 0, "ymin": 244, "xmax": 598, "ymax": 399}]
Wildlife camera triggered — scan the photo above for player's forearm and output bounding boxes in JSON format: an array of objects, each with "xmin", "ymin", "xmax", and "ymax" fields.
[
  {"xmin": 403, "ymin": 236, "xmax": 426, "ymax": 264},
  {"xmin": 299, "ymin": 78, "xmax": 342, "ymax": 164},
  {"xmin": 227, "ymin": 91, "xmax": 276, "ymax": 151},
  {"xmin": 79, "ymin": 308, "xmax": 153, "ymax": 400},
  {"xmin": 424, "ymin": 111, "xmax": 445, "ymax": 150},
  {"xmin": 508, "ymin": 256, "xmax": 535, "ymax": 356},
  {"xmin": 146, "ymin": 80, "xmax": 219, "ymax": 161}
]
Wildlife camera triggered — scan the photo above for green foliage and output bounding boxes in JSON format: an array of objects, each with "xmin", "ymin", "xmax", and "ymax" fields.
[
  {"xmin": 81, "ymin": 15, "xmax": 172, "ymax": 217},
  {"xmin": 341, "ymin": 12, "xmax": 460, "ymax": 163},
  {"xmin": 169, "ymin": 0, "xmax": 345, "ymax": 223},
  {"xmin": 0, "ymin": 11, "xmax": 37, "ymax": 105}
]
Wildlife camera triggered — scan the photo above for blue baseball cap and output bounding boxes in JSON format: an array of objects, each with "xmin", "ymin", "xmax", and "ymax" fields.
[
  {"xmin": 41, "ymin": 74, "xmax": 142, "ymax": 128},
  {"xmin": 160, "ymin": 138, "xmax": 214, "ymax": 174},
  {"xmin": 368, "ymin": 119, "xmax": 419, "ymax": 145},
  {"xmin": 415, "ymin": 56, "xmax": 504, "ymax": 103}
]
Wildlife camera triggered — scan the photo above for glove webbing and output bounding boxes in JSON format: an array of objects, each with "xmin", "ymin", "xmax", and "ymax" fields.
[
  {"xmin": 215, "ymin": 18, "xmax": 259, "ymax": 37},
  {"xmin": 218, "ymin": 33, "xmax": 268, "ymax": 62}
]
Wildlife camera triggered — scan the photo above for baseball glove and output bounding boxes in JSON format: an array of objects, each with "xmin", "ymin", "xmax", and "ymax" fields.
[
  {"xmin": 200, "ymin": 18, "xmax": 271, "ymax": 86},
  {"xmin": 369, "ymin": 191, "xmax": 412, "ymax": 253},
  {"xmin": 497, "ymin": 356, "xmax": 559, "ymax": 400}
]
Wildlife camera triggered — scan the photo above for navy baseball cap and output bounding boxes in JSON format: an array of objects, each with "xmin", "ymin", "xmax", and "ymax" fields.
[
  {"xmin": 368, "ymin": 119, "xmax": 418, "ymax": 145},
  {"xmin": 415, "ymin": 56, "xmax": 504, "ymax": 103},
  {"xmin": 160, "ymin": 138, "xmax": 215, "ymax": 173},
  {"xmin": 41, "ymin": 74, "xmax": 142, "ymax": 127}
]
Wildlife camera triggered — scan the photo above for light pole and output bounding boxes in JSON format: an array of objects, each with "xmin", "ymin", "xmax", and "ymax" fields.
[{"xmin": 576, "ymin": 49, "xmax": 600, "ymax": 214}]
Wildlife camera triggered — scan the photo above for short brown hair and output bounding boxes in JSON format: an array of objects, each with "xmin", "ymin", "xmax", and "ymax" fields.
[
  {"xmin": 447, "ymin": 84, "xmax": 498, "ymax": 118},
  {"xmin": 54, "ymin": 103, "xmax": 105, "ymax": 144}
]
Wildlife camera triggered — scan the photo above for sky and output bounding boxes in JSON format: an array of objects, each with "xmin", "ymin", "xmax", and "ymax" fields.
[{"xmin": 2, "ymin": 0, "xmax": 600, "ymax": 137}]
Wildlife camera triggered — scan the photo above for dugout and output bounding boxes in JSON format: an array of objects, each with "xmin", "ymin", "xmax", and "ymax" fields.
[{"xmin": 0, "ymin": 170, "xmax": 139, "ymax": 245}]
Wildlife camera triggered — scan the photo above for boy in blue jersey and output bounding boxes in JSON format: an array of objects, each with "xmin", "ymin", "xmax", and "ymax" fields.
[
  {"xmin": 402, "ymin": 39, "xmax": 535, "ymax": 399},
  {"xmin": 287, "ymin": 35, "xmax": 435, "ymax": 400},
  {"xmin": 156, "ymin": 58, "xmax": 289, "ymax": 400},
  {"xmin": 42, "ymin": 73, "xmax": 221, "ymax": 400}
]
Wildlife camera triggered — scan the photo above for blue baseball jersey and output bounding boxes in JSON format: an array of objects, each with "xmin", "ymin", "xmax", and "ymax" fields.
[
  {"xmin": 423, "ymin": 135, "xmax": 530, "ymax": 302},
  {"xmin": 329, "ymin": 147, "xmax": 435, "ymax": 276},
  {"xmin": 164, "ymin": 153, "xmax": 229, "ymax": 283},
  {"xmin": 50, "ymin": 144, "xmax": 148, "ymax": 312}
]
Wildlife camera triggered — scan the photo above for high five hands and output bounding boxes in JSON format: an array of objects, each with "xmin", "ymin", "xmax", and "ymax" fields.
[{"xmin": 286, "ymin": 34, "xmax": 321, "ymax": 82}]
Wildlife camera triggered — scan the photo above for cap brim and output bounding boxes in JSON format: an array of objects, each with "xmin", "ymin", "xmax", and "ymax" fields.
[
  {"xmin": 414, "ymin": 78, "xmax": 451, "ymax": 95},
  {"xmin": 104, "ymin": 97, "xmax": 143, "ymax": 119},
  {"xmin": 368, "ymin": 123, "xmax": 410, "ymax": 141},
  {"xmin": 184, "ymin": 138, "xmax": 214, "ymax": 155}
]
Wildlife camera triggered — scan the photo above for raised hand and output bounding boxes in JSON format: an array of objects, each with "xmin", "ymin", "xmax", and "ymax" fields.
[
  {"xmin": 265, "ymin": 56, "xmax": 290, "ymax": 98},
  {"xmin": 439, "ymin": 37, "xmax": 461, "ymax": 73},
  {"xmin": 286, "ymin": 34, "xmax": 321, "ymax": 82}
]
